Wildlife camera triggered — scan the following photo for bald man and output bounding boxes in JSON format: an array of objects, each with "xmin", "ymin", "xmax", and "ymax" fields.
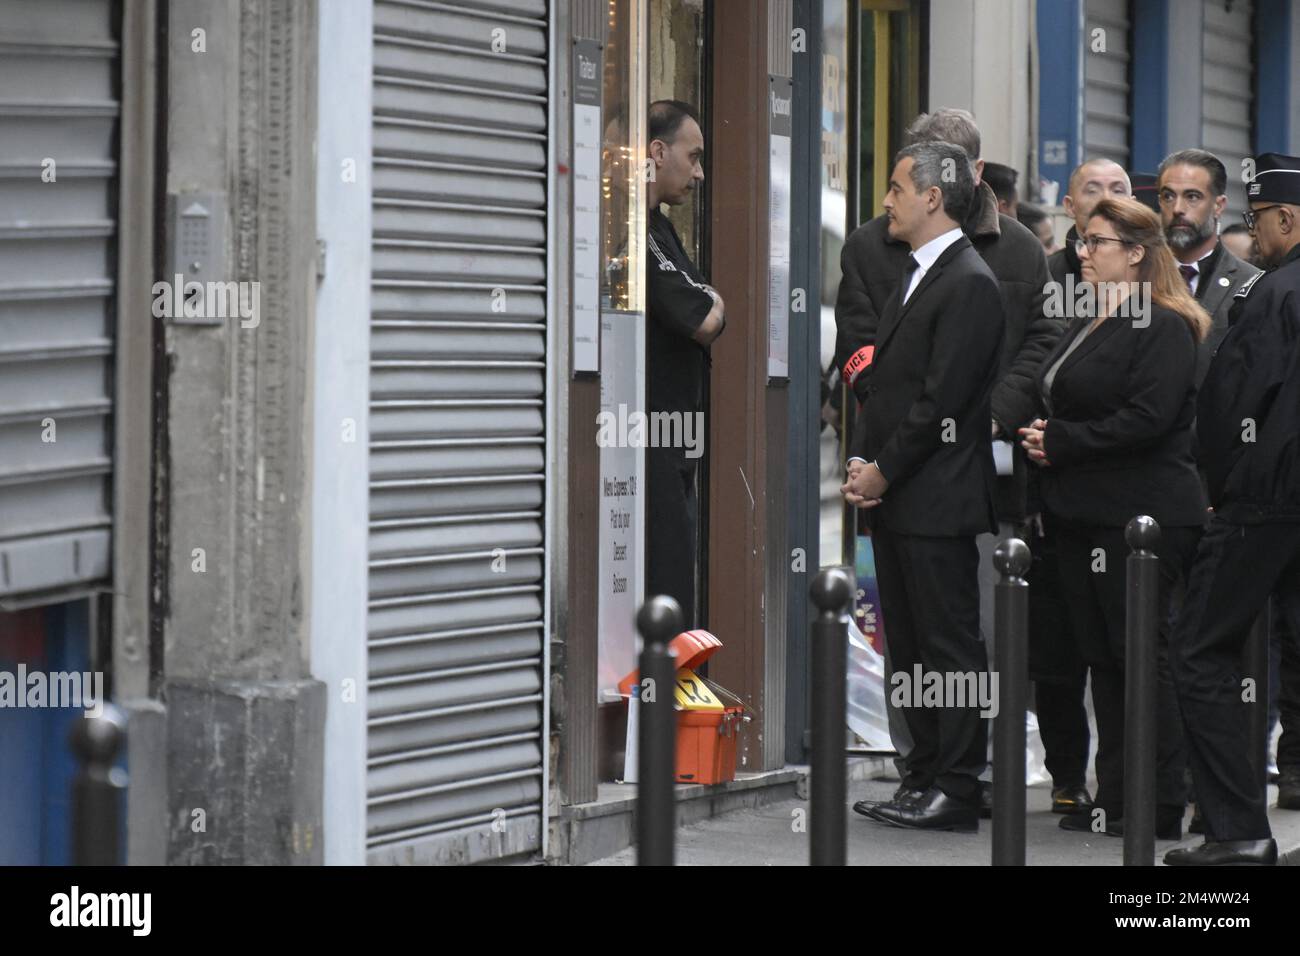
[{"xmin": 1047, "ymin": 159, "xmax": 1132, "ymax": 287}]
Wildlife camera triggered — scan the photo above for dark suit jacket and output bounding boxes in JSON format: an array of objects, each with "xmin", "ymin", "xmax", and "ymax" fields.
[
  {"xmin": 849, "ymin": 234, "xmax": 1005, "ymax": 537},
  {"xmin": 835, "ymin": 184, "xmax": 1063, "ymax": 520},
  {"xmin": 1035, "ymin": 303, "xmax": 1207, "ymax": 528},
  {"xmin": 1193, "ymin": 243, "xmax": 1262, "ymax": 387}
]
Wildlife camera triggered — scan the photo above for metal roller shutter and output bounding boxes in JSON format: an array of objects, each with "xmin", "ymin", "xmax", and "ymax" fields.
[
  {"xmin": 368, "ymin": 0, "xmax": 549, "ymax": 860},
  {"xmin": 1083, "ymin": 0, "xmax": 1131, "ymax": 168},
  {"xmin": 0, "ymin": 0, "xmax": 116, "ymax": 604},
  {"xmin": 1201, "ymin": 0, "xmax": 1254, "ymax": 222}
]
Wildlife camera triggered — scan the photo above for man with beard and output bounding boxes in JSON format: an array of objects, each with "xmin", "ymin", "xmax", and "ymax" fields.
[
  {"xmin": 1156, "ymin": 149, "xmax": 1262, "ymax": 385},
  {"xmin": 1157, "ymin": 150, "xmax": 1270, "ymax": 836}
]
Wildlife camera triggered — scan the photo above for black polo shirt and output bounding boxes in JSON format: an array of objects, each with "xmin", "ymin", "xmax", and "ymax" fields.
[{"xmin": 647, "ymin": 208, "xmax": 713, "ymax": 416}]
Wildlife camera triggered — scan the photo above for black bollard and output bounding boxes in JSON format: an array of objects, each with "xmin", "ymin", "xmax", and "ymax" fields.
[
  {"xmin": 1245, "ymin": 602, "xmax": 1271, "ymax": 788},
  {"xmin": 810, "ymin": 567, "xmax": 853, "ymax": 866},
  {"xmin": 69, "ymin": 705, "xmax": 127, "ymax": 866},
  {"xmin": 992, "ymin": 538, "xmax": 1031, "ymax": 866},
  {"xmin": 1124, "ymin": 515, "xmax": 1160, "ymax": 866},
  {"xmin": 635, "ymin": 595, "xmax": 682, "ymax": 866}
]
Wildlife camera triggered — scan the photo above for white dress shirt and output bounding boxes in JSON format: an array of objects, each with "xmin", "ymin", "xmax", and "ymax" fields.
[
  {"xmin": 903, "ymin": 227, "xmax": 964, "ymax": 304},
  {"xmin": 1178, "ymin": 244, "xmax": 1218, "ymax": 297},
  {"xmin": 846, "ymin": 227, "xmax": 965, "ymax": 471}
]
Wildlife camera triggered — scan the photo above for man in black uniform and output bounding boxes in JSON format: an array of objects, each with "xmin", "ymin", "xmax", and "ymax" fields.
[
  {"xmin": 644, "ymin": 101, "xmax": 724, "ymax": 627},
  {"xmin": 1165, "ymin": 152, "xmax": 1300, "ymax": 866}
]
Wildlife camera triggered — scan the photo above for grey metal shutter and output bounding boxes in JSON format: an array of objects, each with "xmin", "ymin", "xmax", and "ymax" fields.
[
  {"xmin": 1083, "ymin": 0, "xmax": 1131, "ymax": 169},
  {"xmin": 368, "ymin": 0, "xmax": 548, "ymax": 861},
  {"xmin": 0, "ymin": 0, "xmax": 116, "ymax": 603},
  {"xmin": 1202, "ymin": 0, "xmax": 1254, "ymax": 222}
]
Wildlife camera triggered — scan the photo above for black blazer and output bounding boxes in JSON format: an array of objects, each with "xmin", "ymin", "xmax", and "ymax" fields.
[
  {"xmin": 849, "ymin": 234, "xmax": 1004, "ymax": 537},
  {"xmin": 1034, "ymin": 303, "xmax": 1207, "ymax": 528}
]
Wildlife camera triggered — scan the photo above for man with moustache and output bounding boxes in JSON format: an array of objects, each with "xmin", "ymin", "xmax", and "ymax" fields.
[{"xmin": 1156, "ymin": 149, "xmax": 1262, "ymax": 385}]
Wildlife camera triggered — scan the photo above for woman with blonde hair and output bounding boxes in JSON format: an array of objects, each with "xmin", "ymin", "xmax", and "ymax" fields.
[{"xmin": 1018, "ymin": 196, "xmax": 1211, "ymax": 841}]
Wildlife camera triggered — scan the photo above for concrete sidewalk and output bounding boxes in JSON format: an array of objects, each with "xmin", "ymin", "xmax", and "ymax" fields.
[{"xmin": 587, "ymin": 776, "xmax": 1300, "ymax": 866}]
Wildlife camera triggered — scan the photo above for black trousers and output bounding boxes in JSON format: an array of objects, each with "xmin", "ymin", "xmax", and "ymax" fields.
[
  {"xmin": 645, "ymin": 447, "xmax": 698, "ymax": 628},
  {"xmin": 1052, "ymin": 517, "xmax": 1201, "ymax": 817},
  {"xmin": 1172, "ymin": 518, "xmax": 1300, "ymax": 841},
  {"xmin": 1269, "ymin": 594, "xmax": 1300, "ymax": 772},
  {"xmin": 873, "ymin": 524, "xmax": 988, "ymax": 804},
  {"xmin": 1024, "ymin": 517, "xmax": 1091, "ymax": 791}
]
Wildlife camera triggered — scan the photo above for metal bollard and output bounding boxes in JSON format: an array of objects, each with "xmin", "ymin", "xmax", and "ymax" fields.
[
  {"xmin": 810, "ymin": 567, "xmax": 853, "ymax": 866},
  {"xmin": 69, "ymin": 704, "xmax": 127, "ymax": 866},
  {"xmin": 1124, "ymin": 515, "xmax": 1160, "ymax": 866},
  {"xmin": 635, "ymin": 595, "xmax": 682, "ymax": 866},
  {"xmin": 992, "ymin": 538, "xmax": 1031, "ymax": 866},
  {"xmin": 1245, "ymin": 601, "xmax": 1271, "ymax": 788}
]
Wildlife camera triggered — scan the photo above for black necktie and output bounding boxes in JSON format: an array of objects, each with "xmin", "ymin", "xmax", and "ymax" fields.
[{"xmin": 903, "ymin": 254, "xmax": 921, "ymax": 303}]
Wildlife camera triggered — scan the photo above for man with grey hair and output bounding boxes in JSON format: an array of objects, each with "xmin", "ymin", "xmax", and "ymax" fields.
[
  {"xmin": 840, "ymin": 141, "xmax": 1005, "ymax": 831},
  {"xmin": 835, "ymin": 108, "xmax": 1071, "ymax": 817}
]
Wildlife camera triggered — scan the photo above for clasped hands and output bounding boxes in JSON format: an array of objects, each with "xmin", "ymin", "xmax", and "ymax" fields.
[
  {"xmin": 1018, "ymin": 418, "xmax": 1051, "ymax": 466},
  {"xmin": 841, "ymin": 460, "xmax": 887, "ymax": 509}
]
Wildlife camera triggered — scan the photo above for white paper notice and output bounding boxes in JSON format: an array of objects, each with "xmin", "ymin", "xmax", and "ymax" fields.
[
  {"xmin": 572, "ymin": 40, "xmax": 602, "ymax": 372},
  {"xmin": 767, "ymin": 77, "xmax": 792, "ymax": 379}
]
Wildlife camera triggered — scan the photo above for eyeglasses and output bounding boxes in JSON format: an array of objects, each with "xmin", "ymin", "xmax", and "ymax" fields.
[
  {"xmin": 1074, "ymin": 235, "xmax": 1130, "ymax": 255},
  {"xmin": 1242, "ymin": 204, "xmax": 1285, "ymax": 231}
]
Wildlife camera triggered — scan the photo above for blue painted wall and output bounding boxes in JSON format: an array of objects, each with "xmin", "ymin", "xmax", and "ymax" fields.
[
  {"xmin": 0, "ymin": 600, "xmax": 92, "ymax": 865},
  {"xmin": 1037, "ymin": 0, "xmax": 1085, "ymax": 193}
]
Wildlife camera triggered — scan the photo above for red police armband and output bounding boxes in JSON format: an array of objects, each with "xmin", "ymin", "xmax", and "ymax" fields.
[{"xmin": 843, "ymin": 345, "xmax": 875, "ymax": 385}]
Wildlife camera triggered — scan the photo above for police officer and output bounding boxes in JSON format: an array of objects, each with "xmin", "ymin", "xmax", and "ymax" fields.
[
  {"xmin": 1165, "ymin": 152, "xmax": 1300, "ymax": 866},
  {"xmin": 645, "ymin": 100, "xmax": 724, "ymax": 627}
]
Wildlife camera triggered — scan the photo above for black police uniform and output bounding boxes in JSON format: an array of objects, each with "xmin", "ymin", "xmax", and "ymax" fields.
[
  {"xmin": 1173, "ymin": 153, "xmax": 1300, "ymax": 845},
  {"xmin": 646, "ymin": 208, "xmax": 716, "ymax": 627}
]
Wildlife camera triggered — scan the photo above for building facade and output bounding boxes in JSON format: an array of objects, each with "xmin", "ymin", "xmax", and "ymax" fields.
[{"xmin": 2, "ymin": 0, "xmax": 1299, "ymax": 866}]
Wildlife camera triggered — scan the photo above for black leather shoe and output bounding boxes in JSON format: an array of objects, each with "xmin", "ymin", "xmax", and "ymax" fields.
[
  {"xmin": 870, "ymin": 786, "xmax": 979, "ymax": 832},
  {"xmin": 1164, "ymin": 839, "xmax": 1277, "ymax": 866},
  {"xmin": 1278, "ymin": 770, "xmax": 1300, "ymax": 811},
  {"xmin": 1100, "ymin": 806, "xmax": 1185, "ymax": 841},
  {"xmin": 1051, "ymin": 785, "xmax": 1093, "ymax": 815},
  {"xmin": 853, "ymin": 785, "xmax": 925, "ymax": 820},
  {"xmin": 1059, "ymin": 809, "xmax": 1109, "ymax": 833},
  {"xmin": 979, "ymin": 781, "xmax": 993, "ymax": 819}
]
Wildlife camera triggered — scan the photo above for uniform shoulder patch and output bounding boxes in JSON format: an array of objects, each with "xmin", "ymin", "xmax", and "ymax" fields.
[{"xmin": 1235, "ymin": 270, "xmax": 1263, "ymax": 299}]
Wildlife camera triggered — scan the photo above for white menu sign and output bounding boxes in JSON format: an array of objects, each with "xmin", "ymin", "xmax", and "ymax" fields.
[{"xmin": 597, "ymin": 309, "xmax": 645, "ymax": 700}]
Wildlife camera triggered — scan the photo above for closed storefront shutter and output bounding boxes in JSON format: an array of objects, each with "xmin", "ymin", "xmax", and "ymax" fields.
[
  {"xmin": 0, "ymin": 0, "xmax": 116, "ymax": 603},
  {"xmin": 1201, "ymin": 0, "xmax": 1254, "ymax": 222},
  {"xmin": 1083, "ymin": 0, "xmax": 1132, "ymax": 169},
  {"xmin": 367, "ymin": 0, "xmax": 549, "ymax": 861}
]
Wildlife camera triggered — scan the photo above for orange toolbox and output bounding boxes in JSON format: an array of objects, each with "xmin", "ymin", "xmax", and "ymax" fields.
[{"xmin": 618, "ymin": 629, "xmax": 748, "ymax": 785}]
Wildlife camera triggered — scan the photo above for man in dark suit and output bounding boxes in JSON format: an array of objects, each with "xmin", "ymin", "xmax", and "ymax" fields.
[
  {"xmin": 1156, "ymin": 149, "xmax": 1262, "ymax": 386},
  {"xmin": 834, "ymin": 109, "xmax": 1080, "ymax": 818},
  {"xmin": 841, "ymin": 141, "xmax": 1005, "ymax": 831}
]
